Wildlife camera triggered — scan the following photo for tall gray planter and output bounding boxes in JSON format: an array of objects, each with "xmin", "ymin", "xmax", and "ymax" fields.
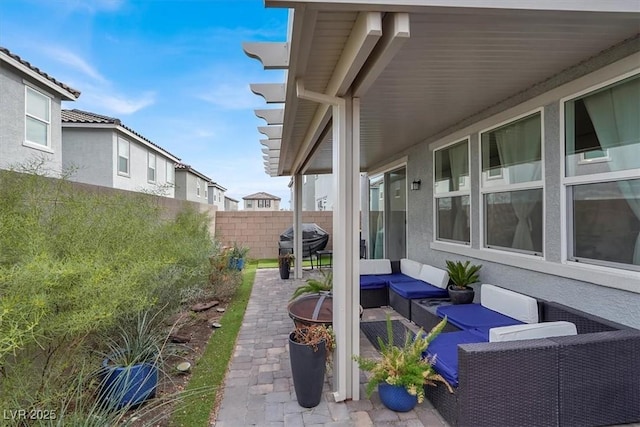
[{"xmin": 288, "ymin": 331, "xmax": 326, "ymax": 408}]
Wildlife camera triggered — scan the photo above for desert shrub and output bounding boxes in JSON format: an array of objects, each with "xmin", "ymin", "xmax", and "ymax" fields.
[{"xmin": 0, "ymin": 168, "xmax": 217, "ymax": 409}]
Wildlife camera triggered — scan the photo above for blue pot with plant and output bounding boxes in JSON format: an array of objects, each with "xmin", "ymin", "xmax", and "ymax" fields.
[
  {"xmin": 227, "ymin": 243, "xmax": 249, "ymax": 271},
  {"xmin": 354, "ymin": 315, "xmax": 453, "ymax": 412},
  {"xmin": 98, "ymin": 311, "xmax": 164, "ymax": 410}
]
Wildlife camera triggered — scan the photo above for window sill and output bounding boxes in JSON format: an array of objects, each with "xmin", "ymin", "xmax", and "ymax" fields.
[
  {"xmin": 117, "ymin": 171, "xmax": 130, "ymax": 178},
  {"xmin": 430, "ymin": 241, "xmax": 640, "ymax": 294},
  {"xmin": 23, "ymin": 141, "xmax": 53, "ymax": 154}
]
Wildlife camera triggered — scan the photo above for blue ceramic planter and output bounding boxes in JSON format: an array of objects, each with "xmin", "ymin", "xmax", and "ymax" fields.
[
  {"xmin": 378, "ymin": 383, "xmax": 418, "ymax": 412},
  {"xmin": 99, "ymin": 358, "xmax": 158, "ymax": 409},
  {"xmin": 228, "ymin": 257, "xmax": 245, "ymax": 271}
]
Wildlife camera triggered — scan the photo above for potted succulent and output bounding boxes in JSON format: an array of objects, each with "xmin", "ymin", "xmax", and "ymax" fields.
[
  {"xmin": 288, "ymin": 324, "xmax": 335, "ymax": 408},
  {"xmin": 278, "ymin": 253, "xmax": 294, "ymax": 279},
  {"xmin": 98, "ymin": 311, "xmax": 165, "ymax": 410},
  {"xmin": 445, "ymin": 260, "xmax": 482, "ymax": 305},
  {"xmin": 290, "ymin": 271, "xmax": 333, "ymax": 300},
  {"xmin": 227, "ymin": 243, "xmax": 249, "ymax": 271},
  {"xmin": 354, "ymin": 315, "xmax": 452, "ymax": 412}
]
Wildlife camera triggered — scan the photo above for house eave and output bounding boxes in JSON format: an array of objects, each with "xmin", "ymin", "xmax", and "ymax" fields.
[{"xmin": 0, "ymin": 50, "xmax": 80, "ymax": 101}]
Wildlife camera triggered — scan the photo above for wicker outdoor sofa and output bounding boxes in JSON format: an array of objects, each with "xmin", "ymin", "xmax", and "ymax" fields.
[
  {"xmin": 415, "ymin": 292, "xmax": 640, "ymax": 427},
  {"xmin": 359, "ymin": 260, "xmax": 640, "ymax": 426}
]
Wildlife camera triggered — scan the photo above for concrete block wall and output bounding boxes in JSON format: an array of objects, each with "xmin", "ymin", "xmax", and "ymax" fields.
[{"xmin": 215, "ymin": 211, "xmax": 333, "ymax": 259}]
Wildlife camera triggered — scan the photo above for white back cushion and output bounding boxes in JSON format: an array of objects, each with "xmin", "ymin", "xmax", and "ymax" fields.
[
  {"xmin": 481, "ymin": 284, "xmax": 539, "ymax": 324},
  {"xmin": 400, "ymin": 258, "xmax": 422, "ymax": 280},
  {"xmin": 489, "ymin": 321, "xmax": 577, "ymax": 342},
  {"xmin": 418, "ymin": 264, "xmax": 449, "ymax": 289},
  {"xmin": 359, "ymin": 259, "xmax": 392, "ymax": 275}
]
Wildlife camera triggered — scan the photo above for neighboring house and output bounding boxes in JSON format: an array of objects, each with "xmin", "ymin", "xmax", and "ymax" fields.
[
  {"xmin": 246, "ymin": 0, "xmax": 640, "ymax": 400},
  {"xmin": 0, "ymin": 46, "xmax": 80, "ymax": 173},
  {"xmin": 224, "ymin": 195, "xmax": 239, "ymax": 211},
  {"xmin": 243, "ymin": 192, "xmax": 281, "ymax": 211},
  {"xmin": 305, "ymin": 174, "xmax": 333, "ymax": 211},
  {"xmin": 290, "ymin": 174, "xmax": 334, "ymax": 211},
  {"xmin": 174, "ymin": 163, "xmax": 213, "ymax": 204},
  {"xmin": 208, "ymin": 181, "xmax": 227, "ymax": 211},
  {"xmin": 61, "ymin": 109, "xmax": 180, "ymax": 197}
]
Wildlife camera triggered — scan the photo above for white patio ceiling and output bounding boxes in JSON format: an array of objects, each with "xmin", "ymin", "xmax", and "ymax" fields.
[{"xmin": 247, "ymin": 1, "xmax": 640, "ymax": 177}]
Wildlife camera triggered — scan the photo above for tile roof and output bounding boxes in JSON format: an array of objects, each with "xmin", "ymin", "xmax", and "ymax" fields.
[
  {"xmin": 62, "ymin": 109, "xmax": 180, "ymax": 161},
  {"xmin": 208, "ymin": 181, "xmax": 228, "ymax": 192},
  {"xmin": 243, "ymin": 192, "xmax": 281, "ymax": 200},
  {"xmin": 175, "ymin": 162, "xmax": 212, "ymax": 182},
  {"xmin": 0, "ymin": 46, "xmax": 81, "ymax": 99}
]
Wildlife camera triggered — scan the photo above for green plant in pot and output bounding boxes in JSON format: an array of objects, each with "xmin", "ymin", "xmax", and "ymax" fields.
[
  {"xmin": 290, "ymin": 271, "xmax": 333, "ymax": 300},
  {"xmin": 288, "ymin": 324, "xmax": 335, "ymax": 408},
  {"xmin": 278, "ymin": 253, "xmax": 294, "ymax": 280},
  {"xmin": 446, "ymin": 260, "xmax": 482, "ymax": 305},
  {"xmin": 354, "ymin": 315, "xmax": 452, "ymax": 412},
  {"xmin": 227, "ymin": 243, "xmax": 249, "ymax": 271},
  {"xmin": 98, "ymin": 310, "xmax": 166, "ymax": 410}
]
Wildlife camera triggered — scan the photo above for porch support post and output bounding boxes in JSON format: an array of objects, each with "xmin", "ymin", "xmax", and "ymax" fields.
[
  {"xmin": 293, "ymin": 173, "xmax": 303, "ymax": 279},
  {"xmin": 295, "ymin": 81, "xmax": 361, "ymax": 402},
  {"xmin": 332, "ymin": 95, "xmax": 361, "ymax": 402}
]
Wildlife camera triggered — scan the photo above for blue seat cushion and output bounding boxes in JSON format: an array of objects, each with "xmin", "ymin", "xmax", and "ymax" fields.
[
  {"xmin": 359, "ymin": 275, "xmax": 388, "ymax": 289},
  {"xmin": 436, "ymin": 304, "xmax": 524, "ymax": 333},
  {"xmin": 377, "ymin": 273, "xmax": 415, "ymax": 283},
  {"xmin": 389, "ymin": 280, "xmax": 449, "ymax": 299},
  {"xmin": 425, "ymin": 330, "xmax": 485, "ymax": 387}
]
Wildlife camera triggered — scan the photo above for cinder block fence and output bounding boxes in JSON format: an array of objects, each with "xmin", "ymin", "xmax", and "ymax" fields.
[{"xmin": 215, "ymin": 211, "xmax": 333, "ymax": 259}]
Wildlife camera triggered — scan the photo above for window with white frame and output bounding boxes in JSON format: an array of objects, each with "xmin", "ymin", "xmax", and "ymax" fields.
[
  {"xmin": 196, "ymin": 179, "xmax": 201, "ymax": 197},
  {"xmin": 481, "ymin": 112, "xmax": 544, "ymax": 255},
  {"xmin": 434, "ymin": 139, "xmax": 470, "ymax": 244},
  {"xmin": 147, "ymin": 152, "xmax": 156, "ymax": 182},
  {"xmin": 25, "ymin": 86, "xmax": 51, "ymax": 147},
  {"xmin": 247, "ymin": 200, "xmax": 253, "ymax": 208},
  {"xmin": 258, "ymin": 199, "xmax": 271, "ymax": 208},
  {"xmin": 117, "ymin": 137, "xmax": 130, "ymax": 175},
  {"xmin": 564, "ymin": 74, "xmax": 640, "ymax": 270},
  {"xmin": 166, "ymin": 162, "xmax": 174, "ymax": 184},
  {"xmin": 205, "ymin": 184, "xmax": 208, "ymax": 199}
]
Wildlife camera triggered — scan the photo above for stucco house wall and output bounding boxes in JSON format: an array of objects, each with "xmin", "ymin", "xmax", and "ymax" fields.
[
  {"xmin": 61, "ymin": 128, "xmax": 113, "ymax": 186},
  {"xmin": 61, "ymin": 110, "xmax": 178, "ymax": 198},
  {"xmin": 399, "ymin": 50, "xmax": 640, "ymax": 329},
  {"xmin": 0, "ymin": 53, "xmax": 74, "ymax": 173},
  {"xmin": 208, "ymin": 184, "xmax": 226, "ymax": 210},
  {"xmin": 174, "ymin": 167, "xmax": 210, "ymax": 204}
]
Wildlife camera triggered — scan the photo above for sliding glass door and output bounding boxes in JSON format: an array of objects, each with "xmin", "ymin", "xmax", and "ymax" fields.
[{"xmin": 369, "ymin": 167, "xmax": 407, "ymax": 260}]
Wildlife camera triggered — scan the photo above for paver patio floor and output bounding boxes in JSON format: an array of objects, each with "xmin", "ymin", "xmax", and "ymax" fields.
[{"xmin": 213, "ymin": 268, "xmax": 449, "ymax": 427}]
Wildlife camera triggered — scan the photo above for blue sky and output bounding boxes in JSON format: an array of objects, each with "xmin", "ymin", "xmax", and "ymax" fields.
[{"xmin": 0, "ymin": 0, "xmax": 291, "ymax": 207}]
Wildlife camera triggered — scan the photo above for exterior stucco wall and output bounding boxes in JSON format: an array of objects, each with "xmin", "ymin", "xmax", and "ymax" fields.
[
  {"xmin": 208, "ymin": 185, "xmax": 225, "ymax": 210},
  {"xmin": 175, "ymin": 170, "xmax": 207, "ymax": 203},
  {"xmin": 62, "ymin": 128, "xmax": 113, "ymax": 186},
  {"xmin": 215, "ymin": 210, "xmax": 333, "ymax": 259},
  {"xmin": 0, "ymin": 65, "xmax": 64, "ymax": 173},
  {"xmin": 401, "ymin": 53, "xmax": 640, "ymax": 329}
]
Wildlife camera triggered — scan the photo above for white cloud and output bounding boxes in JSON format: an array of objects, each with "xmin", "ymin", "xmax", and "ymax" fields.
[
  {"xmin": 43, "ymin": 47, "xmax": 106, "ymax": 83},
  {"xmin": 72, "ymin": 86, "xmax": 156, "ymax": 116},
  {"xmin": 56, "ymin": 0, "xmax": 124, "ymax": 13},
  {"xmin": 196, "ymin": 83, "xmax": 259, "ymax": 110},
  {"xmin": 101, "ymin": 92, "xmax": 155, "ymax": 114}
]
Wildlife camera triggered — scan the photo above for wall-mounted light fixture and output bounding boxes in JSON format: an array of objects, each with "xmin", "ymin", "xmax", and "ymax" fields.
[{"xmin": 410, "ymin": 179, "xmax": 421, "ymax": 191}]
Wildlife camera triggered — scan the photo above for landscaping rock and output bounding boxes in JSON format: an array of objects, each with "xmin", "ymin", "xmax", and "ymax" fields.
[
  {"xmin": 169, "ymin": 333, "xmax": 191, "ymax": 344},
  {"xmin": 191, "ymin": 300, "xmax": 219, "ymax": 312}
]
